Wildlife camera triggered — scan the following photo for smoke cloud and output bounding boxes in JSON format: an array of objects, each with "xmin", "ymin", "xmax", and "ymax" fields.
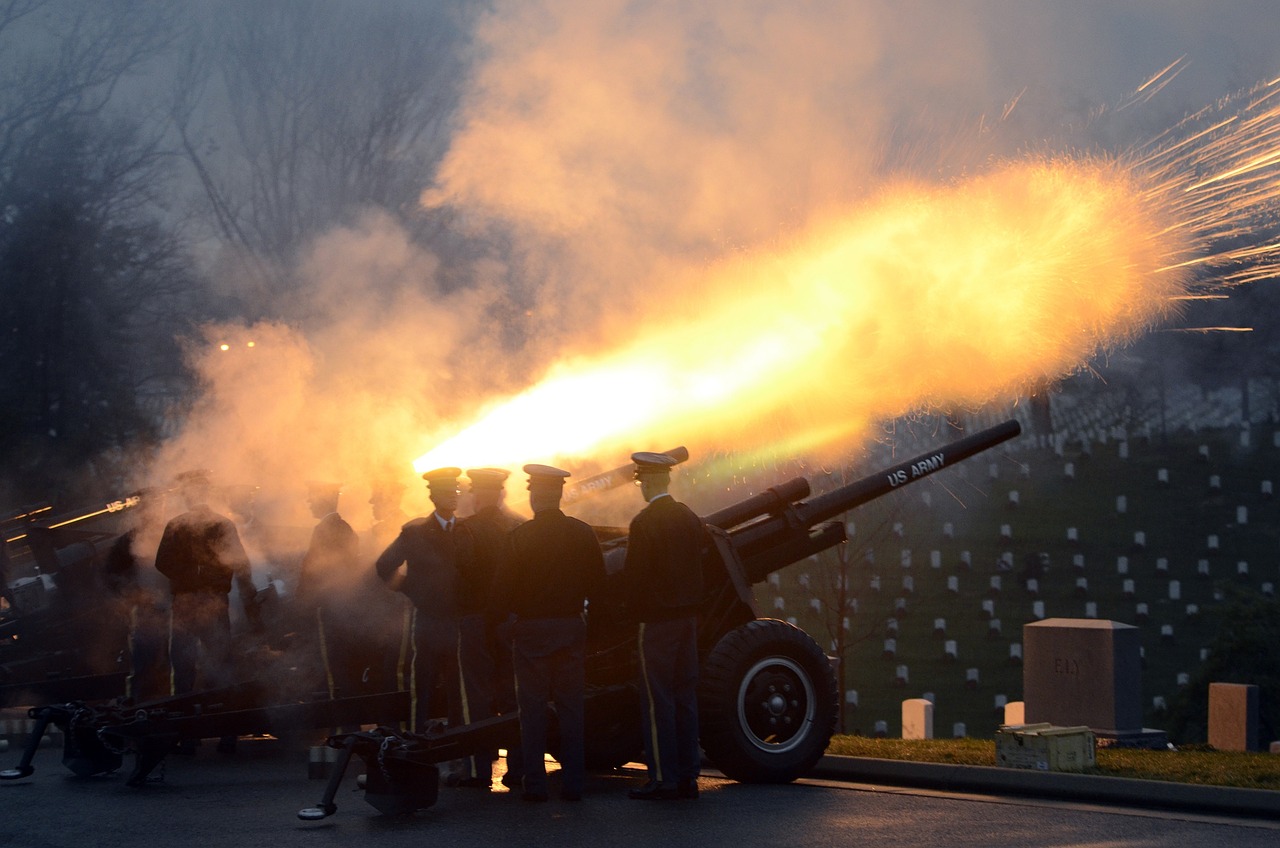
[{"xmin": 145, "ymin": 0, "xmax": 1280, "ymax": 537}]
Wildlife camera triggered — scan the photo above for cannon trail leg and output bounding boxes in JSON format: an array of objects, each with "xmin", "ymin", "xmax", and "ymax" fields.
[
  {"xmin": 297, "ymin": 736, "xmax": 358, "ymax": 821},
  {"xmin": 0, "ymin": 711, "xmax": 53, "ymax": 780}
]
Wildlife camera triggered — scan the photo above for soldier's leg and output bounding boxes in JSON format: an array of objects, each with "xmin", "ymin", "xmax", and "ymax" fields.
[
  {"xmin": 457, "ymin": 614, "xmax": 495, "ymax": 784},
  {"xmin": 512, "ymin": 624, "xmax": 550, "ymax": 799},
  {"xmin": 549, "ymin": 622, "xmax": 587, "ymax": 799},
  {"xmin": 638, "ymin": 620, "xmax": 680, "ymax": 788},
  {"xmin": 672, "ymin": 617, "xmax": 701, "ymax": 784}
]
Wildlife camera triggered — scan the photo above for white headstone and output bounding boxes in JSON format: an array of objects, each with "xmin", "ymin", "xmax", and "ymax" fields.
[
  {"xmin": 798, "ymin": 572, "xmax": 810, "ymax": 587},
  {"xmin": 1000, "ymin": 523, "xmax": 1013, "ymax": 539},
  {"xmin": 943, "ymin": 522, "xmax": 954, "ymax": 539},
  {"xmin": 1064, "ymin": 462, "xmax": 1075, "ymax": 479},
  {"xmin": 845, "ymin": 690, "xmax": 859, "ymax": 706},
  {"xmin": 921, "ymin": 491, "xmax": 932, "ymax": 507},
  {"xmin": 874, "ymin": 720, "xmax": 888, "ymax": 737},
  {"xmin": 1117, "ymin": 556, "xmax": 1129, "ymax": 575},
  {"xmin": 981, "ymin": 599, "xmax": 995, "ymax": 617},
  {"xmin": 870, "ymin": 575, "xmax": 881, "ymax": 591},
  {"xmin": 953, "ymin": 722, "xmax": 967, "ymax": 739},
  {"xmin": 1197, "ymin": 560, "xmax": 1210, "ymax": 576},
  {"xmin": 892, "ymin": 522, "xmax": 905, "ymax": 538},
  {"xmin": 1075, "ymin": 576, "xmax": 1088, "ymax": 593},
  {"xmin": 1200, "ymin": 648, "xmax": 1210, "ymax": 661},
  {"xmin": 902, "ymin": 699, "xmax": 934, "ymax": 740},
  {"xmin": 883, "ymin": 638, "xmax": 897, "ymax": 657},
  {"xmin": 988, "ymin": 462, "xmax": 999, "ymax": 480},
  {"xmin": 1161, "ymin": 624, "xmax": 1175, "ymax": 640},
  {"xmin": 1067, "ymin": 527, "xmax": 1078, "ymax": 542},
  {"xmin": 1177, "ymin": 672, "xmax": 1189, "ymax": 687},
  {"xmin": 886, "ymin": 618, "xmax": 899, "ymax": 635},
  {"xmin": 1009, "ymin": 643, "xmax": 1023, "ymax": 661},
  {"xmin": 1116, "ymin": 495, "xmax": 1127, "ymax": 514},
  {"xmin": 1241, "ymin": 428, "xmax": 1250, "ymax": 448},
  {"xmin": 1033, "ymin": 600, "xmax": 1045, "ymax": 619},
  {"xmin": 895, "ymin": 665, "xmax": 909, "ymax": 684},
  {"xmin": 902, "ymin": 576, "xmax": 915, "ymax": 593},
  {"xmin": 1123, "ymin": 579, "xmax": 1135, "ymax": 597},
  {"xmin": 1008, "ymin": 491, "xmax": 1020, "ymax": 507},
  {"xmin": 990, "ymin": 575, "xmax": 1002, "ymax": 593},
  {"xmin": 1237, "ymin": 506, "xmax": 1248, "ymax": 525},
  {"xmin": 947, "ymin": 575, "xmax": 959, "ymax": 593},
  {"xmin": 1263, "ymin": 480, "xmax": 1274, "ymax": 497},
  {"xmin": 1133, "ymin": 531, "xmax": 1146, "ymax": 549},
  {"xmin": 1003, "ymin": 701, "xmax": 1026, "ymax": 725},
  {"xmin": 809, "ymin": 597, "xmax": 822, "ymax": 612},
  {"xmin": 1156, "ymin": 557, "xmax": 1169, "ymax": 573},
  {"xmin": 1199, "ymin": 444, "xmax": 1210, "ymax": 459},
  {"xmin": 1026, "ymin": 578, "xmax": 1039, "ymax": 594},
  {"xmin": 786, "ymin": 616, "xmax": 798, "ymax": 625},
  {"xmin": 1136, "ymin": 602, "xmax": 1149, "ymax": 619},
  {"xmin": 842, "ymin": 616, "xmax": 851, "ymax": 631},
  {"xmin": 1119, "ymin": 441, "xmax": 1129, "ymax": 459},
  {"xmin": 1186, "ymin": 603, "xmax": 1200, "ymax": 617},
  {"xmin": 1072, "ymin": 553, "xmax": 1085, "ymax": 569},
  {"xmin": 768, "ymin": 573, "xmax": 780, "ymax": 587},
  {"xmin": 773, "ymin": 596, "xmax": 785, "ymax": 610},
  {"xmin": 930, "ymin": 550, "xmax": 941, "ymax": 569},
  {"xmin": 988, "ymin": 619, "xmax": 1002, "ymax": 636},
  {"xmin": 933, "ymin": 618, "xmax": 946, "ymax": 634},
  {"xmin": 1263, "ymin": 582, "xmax": 1275, "ymax": 597},
  {"xmin": 1209, "ymin": 475, "xmax": 1221, "ymax": 492},
  {"xmin": 894, "ymin": 597, "xmax": 907, "ymax": 615},
  {"xmin": 994, "ymin": 694, "xmax": 1008, "ymax": 710},
  {"xmin": 960, "ymin": 550, "xmax": 972, "ymax": 568},
  {"xmin": 966, "ymin": 668, "xmax": 979, "ymax": 685},
  {"xmin": 1085, "ymin": 602, "xmax": 1098, "ymax": 618},
  {"xmin": 1157, "ymin": 468, "xmax": 1169, "ymax": 484},
  {"xmin": 1169, "ymin": 580, "xmax": 1181, "ymax": 600},
  {"xmin": 900, "ymin": 549, "xmax": 912, "ymax": 568},
  {"xmin": 1237, "ymin": 561, "xmax": 1249, "ymax": 576},
  {"xmin": 944, "ymin": 640, "xmax": 958, "ymax": 660},
  {"xmin": 1153, "ymin": 696, "xmax": 1167, "ymax": 711}
]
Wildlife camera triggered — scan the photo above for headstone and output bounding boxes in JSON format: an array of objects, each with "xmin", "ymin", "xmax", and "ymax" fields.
[
  {"xmin": 902, "ymin": 698, "xmax": 934, "ymax": 739},
  {"xmin": 1075, "ymin": 577, "xmax": 1088, "ymax": 596},
  {"xmin": 988, "ymin": 462, "xmax": 999, "ymax": 480},
  {"xmin": 865, "ymin": 549, "xmax": 876, "ymax": 565},
  {"xmin": 1119, "ymin": 441, "xmax": 1129, "ymax": 460},
  {"xmin": 1237, "ymin": 561, "xmax": 1249, "ymax": 576},
  {"xmin": 1156, "ymin": 557, "xmax": 1169, "ymax": 573},
  {"xmin": 1200, "ymin": 648, "xmax": 1210, "ymax": 661},
  {"xmin": 1263, "ymin": 480, "xmax": 1274, "ymax": 499},
  {"xmin": 901, "ymin": 549, "xmax": 912, "ymax": 568},
  {"xmin": 966, "ymin": 668, "xmax": 979, "ymax": 689},
  {"xmin": 1197, "ymin": 560, "xmax": 1210, "ymax": 576},
  {"xmin": 1000, "ymin": 523, "xmax": 1013, "ymax": 539},
  {"xmin": 883, "ymin": 638, "xmax": 897, "ymax": 659},
  {"xmin": 1117, "ymin": 556, "xmax": 1129, "ymax": 575},
  {"xmin": 1186, "ymin": 603, "xmax": 1199, "ymax": 618},
  {"xmin": 943, "ymin": 522, "xmax": 954, "ymax": 539},
  {"xmin": 1207, "ymin": 535, "xmax": 1219, "ymax": 551},
  {"xmin": 1208, "ymin": 683, "xmax": 1260, "ymax": 752},
  {"xmin": 953, "ymin": 723, "xmax": 967, "ymax": 739},
  {"xmin": 1237, "ymin": 506, "xmax": 1248, "ymax": 525},
  {"xmin": 892, "ymin": 522, "xmax": 905, "ymax": 538},
  {"xmin": 786, "ymin": 616, "xmax": 797, "ymax": 626},
  {"xmin": 933, "ymin": 618, "xmax": 946, "ymax": 636},
  {"xmin": 1009, "ymin": 643, "xmax": 1022, "ymax": 663},
  {"xmin": 989, "ymin": 575, "xmax": 1002, "ymax": 595},
  {"xmin": 947, "ymin": 575, "xmax": 959, "ymax": 593},
  {"xmin": 842, "ymin": 616, "xmax": 851, "ymax": 631},
  {"xmin": 886, "ymin": 618, "xmax": 899, "ymax": 635},
  {"xmin": 1072, "ymin": 553, "xmax": 1085, "ymax": 570},
  {"xmin": 1169, "ymin": 580, "xmax": 1181, "ymax": 600},
  {"xmin": 960, "ymin": 550, "xmax": 972, "ymax": 569},
  {"xmin": 773, "ymin": 596, "xmax": 785, "ymax": 610},
  {"xmin": 845, "ymin": 690, "xmax": 859, "ymax": 707},
  {"xmin": 869, "ymin": 575, "xmax": 881, "ymax": 592},
  {"xmin": 768, "ymin": 573, "xmax": 781, "ymax": 587},
  {"xmin": 1067, "ymin": 527, "xmax": 1078, "ymax": 543},
  {"xmin": 921, "ymin": 491, "xmax": 932, "ymax": 508},
  {"xmin": 1198, "ymin": 444, "xmax": 1210, "ymax": 460},
  {"xmin": 1116, "ymin": 495, "xmax": 1127, "ymax": 514},
  {"xmin": 1240, "ymin": 428, "xmax": 1251, "ymax": 449},
  {"xmin": 1084, "ymin": 602, "xmax": 1097, "ymax": 619},
  {"xmin": 1135, "ymin": 602, "xmax": 1149, "ymax": 622},
  {"xmin": 798, "ymin": 572, "xmax": 810, "ymax": 588},
  {"xmin": 1263, "ymin": 582, "xmax": 1275, "ymax": 598},
  {"xmin": 981, "ymin": 599, "xmax": 995, "ymax": 617},
  {"xmin": 1177, "ymin": 672, "xmax": 1190, "ymax": 687},
  {"xmin": 1008, "ymin": 491, "xmax": 1020, "ymax": 508},
  {"xmin": 1161, "ymin": 624, "xmax": 1174, "ymax": 642},
  {"xmin": 1133, "ymin": 531, "xmax": 1146, "ymax": 550},
  {"xmin": 1209, "ymin": 475, "xmax": 1221, "ymax": 492},
  {"xmin": 944, "ymin": 640, "xmax": 958, "ymax": 661},
  {"xmin": 894, "ymin": 665, "xmax": 909, "ymax": 686},
  {"xmin": 1122, "ymin": 579, "xmax": 1135, "ymax": 599},
  {"xmin": 988, "ymin": 619, "xmax": 1001, "ymax": 638},
  {"xmin": 1022, "ymin": 618, "xmax": 1165, "ymax": 747},
  {"xmin": 894, "ymin": 597, "xmax": 907, "ymax": 618},
  {"xmin": 902, "ymin": 576, "xmax": 914, "ymax": 594},
  {"xmin": 1064, "ymin": 462, "xmax": 1075, "ymax": 479},
  {"xmin": 1003, "ymin": 701, "xmax": 1025, "ymax": 725},
  {"xmin": 930, "ymin": 550, "xmax": 941, "ymax": 569},
  {"xmin": 809, "ymin": 597, "xmax": 822, "ymax": 612},
  {"xmin": 994, "ymin": 694, "xmax": 1008, "ymax": 713},
  {"xmin": 1157, "ymin": 468, "xmax": 1169, "ymax": 485},
  {"xmin": 874, "ymin": 720, "xmax": 888, "ymax": 738},
  {"xmin": 1033, "ymin": 600, "xmax": 1045, "ymax": 619},
  {"xmin": 1026, "ymin": 578, "xmax": 1039, "ymax": 595}
]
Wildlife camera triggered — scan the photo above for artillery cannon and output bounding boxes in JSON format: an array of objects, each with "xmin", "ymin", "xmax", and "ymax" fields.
[
  {"xmin": 1, "ymin": 421, "xmax": 1020, "ymax": 815},
  {"xmin": 294, "ymin": 419, "xmax": 1022, "ymax": 820}
]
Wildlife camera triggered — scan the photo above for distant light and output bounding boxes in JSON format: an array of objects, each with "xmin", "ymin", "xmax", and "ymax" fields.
[
  {"xmin": 246, "ymin": 341, "xmax": 256, "ymax": 348},
  {"xmin": 220, "ymin": 343, "xmax": 230, "ymax": 351}
]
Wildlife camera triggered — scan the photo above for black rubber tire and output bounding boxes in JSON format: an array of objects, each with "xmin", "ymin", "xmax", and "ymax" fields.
[{"xmin": 698, "ymin": 618, "xmax": 837, "ymax": 783}]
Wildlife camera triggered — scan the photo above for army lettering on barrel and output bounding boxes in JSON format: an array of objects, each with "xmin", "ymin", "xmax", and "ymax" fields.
[{"xmin": 886, "ymin": 453, "xmax": 946, "ymax": 487}]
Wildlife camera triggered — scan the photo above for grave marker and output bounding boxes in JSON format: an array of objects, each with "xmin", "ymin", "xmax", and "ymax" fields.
[
  {"xmin": 1209, "ymin": 683, "xmax": 1262, "ymax": 751},
  {"xmin": 1023, "ymin": 618, "xmax": 1165, "ymax": 747},
  {"xmin": 902, "ymin": 699, "xmax": 934, "ymax": 740}
]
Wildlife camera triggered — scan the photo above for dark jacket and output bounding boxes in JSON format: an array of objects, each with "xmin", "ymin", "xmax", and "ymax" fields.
[
  {"xmin": 155, "ymin": 505, "xmax": 254, "ymax": 599},
  {"xmin": 458, "ymin": 505, "xmax": 524, "ymax": 617},
  {"xmin": 296, "ymin": 512, "xmax": 359, "ymax": 609},
  {"xmin": 623, "ymin": 494, "xmax": 707, "ymax": 621},
  {"xmin": 375, "ymin": 512, "xmax": 473, "ymax": 619},
  {"xmin": 490, "ymin": 508, "xmax": 605, "ymax": 621}
]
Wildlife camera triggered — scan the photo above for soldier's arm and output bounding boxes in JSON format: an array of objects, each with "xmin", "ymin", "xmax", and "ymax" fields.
[{"xmin": 374, "ymin": 531, "xmax": 408, "ymax": 587}]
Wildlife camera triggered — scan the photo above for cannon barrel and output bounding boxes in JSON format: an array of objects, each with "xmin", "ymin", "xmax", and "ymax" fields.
[
  {"xmin": 563, "ymin": 446, "xmax": 689, "ymax": 504},
  {"xmin": 722, "ymin": 419, "xmax": 1022, "ymax": 581}
]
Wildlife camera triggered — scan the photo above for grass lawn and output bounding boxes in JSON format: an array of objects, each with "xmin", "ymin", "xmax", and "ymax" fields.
[{"xmin": 826, "ymin": 736, "xmax": 1280, "ymax": 790}]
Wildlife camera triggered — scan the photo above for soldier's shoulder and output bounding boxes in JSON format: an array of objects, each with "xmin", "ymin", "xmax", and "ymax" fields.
[{"xmin": 403, "ymin": 516, "xmax": 431, "ymax": 530}]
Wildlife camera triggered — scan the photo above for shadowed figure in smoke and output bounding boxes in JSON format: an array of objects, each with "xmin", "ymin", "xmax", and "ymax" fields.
[
  {"xmin": 624, "ymin": 452, "xmax": 707, "ymax": 801},
  {"xmin": 295, "ymin": 481, "xmax": 360, "ymax": 703},
  {"xmin": 489, "ymin": 464, "xmax": 606, "ymax": 803},
  {"xmin": 104, "ymin": 490, "xmax": 170, "ymax": 702},
  {"xmin": 154, "ymin": 469, "xmax": 262, "ymax": 752},
  {"xmin": 456, "ymin": 467, "xmax": 525, "ymax": 789},
  {"xmin": 376, "ymin": 468, "xmax": 474, "ymax": 739},
  {"xmin": 361, "ymin": 479, "xmax": 412, "ymax": 712}
]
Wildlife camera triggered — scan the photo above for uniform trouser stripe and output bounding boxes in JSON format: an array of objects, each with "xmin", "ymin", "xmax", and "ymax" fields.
[
  {"xmin": 638, "ymin": 622, "xmax": 665, "ymax": 783},
  {"xmin": 409, "ymin": 608, "xmax": 418, "ymax": 732},
  {"xmin": 457, "ymin": 629, "xmax": 477, "ymax": 778},
  {"xmin": 318, "ymin": 608, "xmax": 335, "ymax": 699},
  {"xmin": 167, "ymin": 607, "xmax": 176, "ymax": 696}
]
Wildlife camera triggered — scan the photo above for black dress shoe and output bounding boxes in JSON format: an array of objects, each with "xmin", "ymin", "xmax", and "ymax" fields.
[
  {"xmin": 500, "ymin": 772, "xmax": 523, "ymax": 789},
  {"xmin": 677, "ymin": 779, "xmax": 699, "ymax": 800},
  {"xmin": 521, "ymin": 790, "xmax": 549, "ymax": 803},
  {"xmin": 628, "ymin": 783, "xmax": 680, "ymax": 800}
]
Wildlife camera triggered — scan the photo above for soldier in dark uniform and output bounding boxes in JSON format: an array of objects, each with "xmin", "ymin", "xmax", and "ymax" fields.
[
  {"xmin": 365, "ymin": 480, "xmax": 411, "ymax": 702},
  {"xmin": 490, "ymin": 465, "xmax": 606, "ymax": 803},
  {"xmin": 104, "ymin": 491, "xmax": 170, "ymax": 701},
  {"xmin": 624, "ymin": 452, "xmax": 707, "ymax": 801},
  {"xmin": 375, "ymin": 467, "xmax": 473, "ymax": 734},
  {"xmin": 154, "ymin": 470, "xmax": 262, "ymax": 752},
  {"xmin": 456, "ymin": 467, "xmax": 524, "ymax": 789},
  {"xmin": 295, "ymin": 481, "xmax": 361, "ymax": 699}
]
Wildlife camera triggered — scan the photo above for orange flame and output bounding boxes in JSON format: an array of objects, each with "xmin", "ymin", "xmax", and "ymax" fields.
[{"xmin": 415, "ymin": 155, "xmax": 1189, "ymax": 473}]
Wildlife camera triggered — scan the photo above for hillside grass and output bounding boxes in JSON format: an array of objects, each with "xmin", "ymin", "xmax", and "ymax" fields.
[{"xmin": 826, "ymin": 735, "xmax": 1280, "ymax": 790}]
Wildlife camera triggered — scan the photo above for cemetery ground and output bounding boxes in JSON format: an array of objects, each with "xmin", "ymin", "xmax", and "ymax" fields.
[{"xmin": 764, "ymin": 401, "xmax": 1280, "ymax": 747}]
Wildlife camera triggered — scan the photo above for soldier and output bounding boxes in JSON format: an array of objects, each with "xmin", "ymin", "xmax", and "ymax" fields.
[
  {"xmin": 490, "ymin": 464, "xmax": 606, "ymax": 803},
  {"xmin": 624, "ymin": 452, "xmax": 707, "ymax": 801},
  {"xmin": 364, "ymin": 480, "xmax": 412, "ymax": 701},
  {"xmin": 103, "ymin": 490, "xmax": 170, "ymax": 701},
  {"xmin": 295, "ymin": 481, "xmax": 361, "ymax": 700},
  {"xmin": 154, "ymin": 469, "xmax": 262, "ymax": 751},
  {"xmin": 375, "ymin": 467, "xmax": 473, "ymax": 734},
  {"xmin": 456, "ymin": 467, "xmax": 524, "ymax": 789}
]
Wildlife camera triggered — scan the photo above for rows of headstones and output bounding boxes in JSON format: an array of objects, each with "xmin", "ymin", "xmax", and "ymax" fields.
[{"xmin": 758, "ymin": 379, "xmax": 1280, "ymax": 738}]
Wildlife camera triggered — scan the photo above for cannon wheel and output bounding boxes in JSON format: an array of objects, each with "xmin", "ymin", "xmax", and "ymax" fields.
[{"xmin": 698, "ymin": 618, "xmax": 836, "ymax": 783}]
